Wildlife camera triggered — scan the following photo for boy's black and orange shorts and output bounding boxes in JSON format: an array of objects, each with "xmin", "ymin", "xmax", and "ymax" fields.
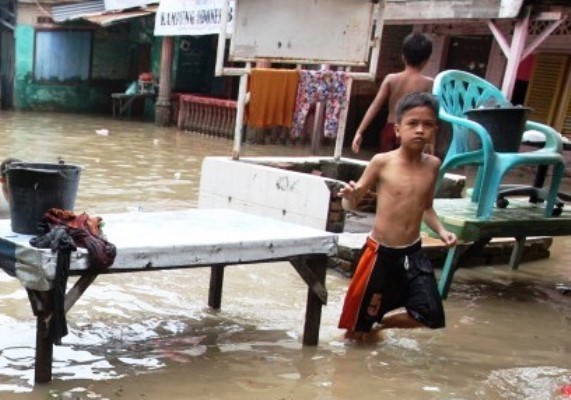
[{"xmin": 338, "ymin": 236, "xmax": 445, "ymax": 332}]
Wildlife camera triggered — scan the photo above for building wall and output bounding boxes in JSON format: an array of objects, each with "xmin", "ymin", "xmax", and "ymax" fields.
[{"xmin": 13, "ymin": 3, "xmax": 159, "ymax": 114}]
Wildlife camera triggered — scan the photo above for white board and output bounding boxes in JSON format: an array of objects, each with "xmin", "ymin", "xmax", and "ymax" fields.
[
  {"xmin": 230, "ymin": 0, "xmax": 376, "ymax": 65},
  {"xmin": 154, "ymin": 0, "xmax": 235, "ymax": 36}
]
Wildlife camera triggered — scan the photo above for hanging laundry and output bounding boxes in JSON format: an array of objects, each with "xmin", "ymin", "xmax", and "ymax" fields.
[
  {"xmin": 247, "ymin": 68, "xmax": 300, "ymax": 128},
  {"xmin": 291, "ymin": 70, "xmax": 349, "ymax": 138}
]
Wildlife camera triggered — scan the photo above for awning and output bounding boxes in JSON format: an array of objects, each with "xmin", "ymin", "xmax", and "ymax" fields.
[
  {"xmin": 154, "ymin": 0, "xmax": 234, "ymax": 36},
  {"xmin": 83, "ymin": 6, "xmax": 157, "ymax": 27}
]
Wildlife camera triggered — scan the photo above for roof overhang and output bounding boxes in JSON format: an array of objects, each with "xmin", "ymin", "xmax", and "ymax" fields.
[
  {"xmin": 384, "ymin": 0, "xmax": 526, "ymax": 22},
  {"xmin": 52, "ymin": 0, "xmax": 157, "ymax": 26},
  {"xmin": 82, "ymin": 6, "xmax": 156, "ymax": 27}
]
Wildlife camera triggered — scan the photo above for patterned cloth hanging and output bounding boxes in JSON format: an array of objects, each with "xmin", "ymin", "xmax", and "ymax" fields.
[{"xmin": 291, "ymin": 70, "xmax": 349, "ymax": 138}]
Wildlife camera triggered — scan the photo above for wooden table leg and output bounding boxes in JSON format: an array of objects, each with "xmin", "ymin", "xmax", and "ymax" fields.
[
  {"xmin": 509, "ymin": 236, "xmax": 527, "ymax": 270},
  {"xmin": 208, "ymin": 265, "xmax": 226, "ymax": 309},
  {"xmin": 27, "ymin": 275, "xmax": 98, "ymax": 383},
  {"xmin": 291, "ymin": 254, "xmax": 328, "ymax": 346},
  {"xmin": 27, "ymin": 290, "xmax": 54, "ymax": 383}
]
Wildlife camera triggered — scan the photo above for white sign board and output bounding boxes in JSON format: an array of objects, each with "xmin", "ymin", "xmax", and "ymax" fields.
[
  {"xmin": 154, "ymin": 0, "xmax": 235, "ymax": 36},
  {"xmin": 104, "ymin": 0, "xmax": 155, "ymax": 11},
  {"xmin": 230, "ymin": 0, "xmax": 375, "ymax": 65}
]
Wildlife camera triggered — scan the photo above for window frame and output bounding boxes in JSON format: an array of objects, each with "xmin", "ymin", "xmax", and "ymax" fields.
[{"xmin": 33, "ymin": 28, "xmax": 94, "ymax": 85}]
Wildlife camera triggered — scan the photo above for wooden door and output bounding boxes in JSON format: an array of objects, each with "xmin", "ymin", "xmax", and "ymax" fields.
[{"xmin": 525, "ymin": 53, "xmax": 569, "ymax": 126}]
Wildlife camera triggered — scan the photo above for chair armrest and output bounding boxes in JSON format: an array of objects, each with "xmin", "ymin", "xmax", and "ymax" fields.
[
  {"xmin": 524, "ymin": 120, "xmax": 563, "ymax": 153},
  {"xmin": 439, "ymin": 109, "xmax": 495, "ymax": 157}
]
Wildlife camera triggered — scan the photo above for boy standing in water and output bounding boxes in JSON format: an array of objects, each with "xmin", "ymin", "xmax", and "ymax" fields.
[
  {"xmin": 352, "ymin": 32, "xmax": 434, "ymax": 154},
  {"xmin": 338, "ymin": 92, "xmax": 456, "ymax": 341}
]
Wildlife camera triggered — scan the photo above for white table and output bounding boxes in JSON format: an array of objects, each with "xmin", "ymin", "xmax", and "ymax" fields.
[{"xmin": 0, "ymin": 209, "xmax": 337, "ymax": 383}]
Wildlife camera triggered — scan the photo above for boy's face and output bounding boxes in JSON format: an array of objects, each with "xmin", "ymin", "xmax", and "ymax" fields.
[{"xmin": 395, "ymin": 106, "xmax": 438, "ymax": 151}]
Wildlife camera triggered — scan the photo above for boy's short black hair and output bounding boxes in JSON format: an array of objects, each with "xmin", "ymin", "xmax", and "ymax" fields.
[
  {"xmin": 395, "ymin": 92, "xmax": 439, "ymax": 123},
  {"xmin": 1, "ymin": 158, "xmax": 21, "ymax": 179},
  {"xmin": 402, "ymin": 32, "xmax": 432, "ymax": 67}
]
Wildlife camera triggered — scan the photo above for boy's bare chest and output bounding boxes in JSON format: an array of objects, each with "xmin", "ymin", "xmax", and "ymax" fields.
[{"xmin": 379, "ymin": 169, "xmax": 431, "ymax": 199}]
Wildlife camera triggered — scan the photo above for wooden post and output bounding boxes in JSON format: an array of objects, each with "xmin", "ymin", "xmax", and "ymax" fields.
[
  {"xmin": 298, "ymin": 255, "xmax": 328, "ymax": 346},
  {"xmin": 155, "ymin": 36, "xmax": 174, "ymax": 127},
  {"xmin": 232, "ymin": 65, "xmax": 250, "ymax": 160},
  {"xmin": 334, "ymin": 72, "xmax": 352, "ymax": 161},
  {"xmin": 501, "ymin": 13, "xmax": 529, "ymax": 100},
  {"xmin": 208, "ymin": 265, "xmax": 226, "ymax": 309},
  {"xmin": 30, "ymin": 290, "xmax": 54, "ymax": 383}
]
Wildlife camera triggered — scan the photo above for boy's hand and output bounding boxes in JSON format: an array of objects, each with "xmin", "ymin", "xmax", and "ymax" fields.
[
  {"xmin": 352, "ymin": 134, "xmax": 362, "ymax": 154},
  {"xmin": 439, "ymin": 230, "xmax": 457, "ymax": 248},
  {"xmin": 338, "ymin": 180, "xmax": 357, "ymax": 198}
]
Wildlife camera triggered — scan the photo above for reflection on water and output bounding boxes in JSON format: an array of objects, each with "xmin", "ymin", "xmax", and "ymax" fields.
[{"xmin": 0, "ymin": 111, "xmax": 569, "ymax": 400}]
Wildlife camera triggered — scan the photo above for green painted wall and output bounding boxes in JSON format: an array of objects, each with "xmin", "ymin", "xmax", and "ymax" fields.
[
  {"xmin": 15, "ymin": 25, "xmax": 112, "ymax": 113},
  {"xmin": 14, "ymin": 18, "xmax": 159, "ymax": 116}
]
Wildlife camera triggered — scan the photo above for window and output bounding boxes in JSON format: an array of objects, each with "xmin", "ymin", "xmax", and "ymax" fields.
[{"xmin": 34, "ymin": 30, "xmax": 92, "ymax": 82}]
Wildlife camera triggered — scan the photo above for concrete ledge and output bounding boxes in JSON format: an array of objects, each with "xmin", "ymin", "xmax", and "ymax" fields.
[{"xmin": 330, "ymin": 233, "xmax": 553, "ymax": 276}]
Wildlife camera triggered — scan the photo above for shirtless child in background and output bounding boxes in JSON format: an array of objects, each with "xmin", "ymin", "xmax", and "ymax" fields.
[
  {"xmin": 339, "ymin": 92, "xmax": 456, "ymax": 341},
  {"xmin": 352, "ymin": 32, "xmax": 434, "ymax": 155}
]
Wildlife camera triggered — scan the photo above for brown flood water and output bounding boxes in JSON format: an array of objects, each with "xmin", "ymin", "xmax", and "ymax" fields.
[{"xmin": 0, "ymin": 111, "xmax": 569, "ymax": 400}]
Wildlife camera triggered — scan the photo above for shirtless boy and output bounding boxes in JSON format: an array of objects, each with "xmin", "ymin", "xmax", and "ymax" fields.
[
  {"xmin": 338, "ymin": 92, "xmax": 456, "ymax": 341},
  {"xmin": 352, "ymin": 32, "xmax": 434, "ymax": 154}
]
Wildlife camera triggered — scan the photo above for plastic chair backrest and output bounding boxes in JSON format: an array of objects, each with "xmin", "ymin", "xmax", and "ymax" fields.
[{"xmin": 435, "ymin": 70, "xmax": 511, "ymax": 153}]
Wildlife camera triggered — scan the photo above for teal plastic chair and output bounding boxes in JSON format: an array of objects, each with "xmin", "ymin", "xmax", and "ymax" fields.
[{"xmin": 433, "ymin": 70, "xmax": 565, "ymax": 220}]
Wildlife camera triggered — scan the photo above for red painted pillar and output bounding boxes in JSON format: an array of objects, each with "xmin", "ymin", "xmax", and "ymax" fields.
[{"xmin": 155, "ymin": 36, "xmax": 174, "ymax": 127}]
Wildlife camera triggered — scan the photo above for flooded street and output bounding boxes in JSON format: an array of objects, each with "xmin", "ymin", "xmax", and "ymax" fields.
[{"xmin": 0, "ymin": 111, "xmax": 569, "ymax": 400}]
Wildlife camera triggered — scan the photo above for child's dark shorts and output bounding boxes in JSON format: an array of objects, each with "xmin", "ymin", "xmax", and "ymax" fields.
[{"xmin": 338, "ymin": 237, "xmax": 445, "ymax": 332}]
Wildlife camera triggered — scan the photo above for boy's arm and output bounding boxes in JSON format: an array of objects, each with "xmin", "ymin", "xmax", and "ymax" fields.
[
  {"xmin": 338, "ymin": 155, "xmax": 382, "ymax": 210},
  {"xmin": 423, "ymin": 205, "xmax": 456, "ymax": 247},
  {"xmin": 423, "ymin": 159, "xmax": 457, "ymax": 247},
  {"xmin": 352, "ymin": 76, "xmax": 392, "ymax": 153}
]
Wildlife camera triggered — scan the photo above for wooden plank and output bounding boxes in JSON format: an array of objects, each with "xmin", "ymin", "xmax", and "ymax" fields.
[{"xmin": 64, "ymin": 274, "xmax": 97, "ymax": 313}]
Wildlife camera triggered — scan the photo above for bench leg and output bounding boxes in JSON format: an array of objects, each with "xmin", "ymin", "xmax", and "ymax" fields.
[
  {"xmin": 510, "ymin": 236, "xmax": 526, "ymax": 270},
  {"xmin": 296, "ymin": 255, "xmax": 327, "ymax": 346},
  {"xmin": 438, "ymin": 246, "xmax": 458, "ymax": 300},
  {"xmin": 208, "ymin": 265, "xmax": 226, "ymax": 309},
  {"xmin": 26, "ymin": 289, "xmax": 54, "ymax": 383}
]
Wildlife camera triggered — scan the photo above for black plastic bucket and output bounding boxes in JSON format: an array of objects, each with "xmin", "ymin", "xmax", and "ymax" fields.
[
  {"xmin": 6, "ymin": 163, "xmax": 81, "ymax": 234},
  {"xmin": 465, "ymin": 107, "xmax": 532, "ymax": 152}
]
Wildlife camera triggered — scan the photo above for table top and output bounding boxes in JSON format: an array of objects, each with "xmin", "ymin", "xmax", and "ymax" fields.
[
  {"xmin": 111, "ymin": 93, "xmax": 156, "ymax": 99},
  {"xmin": 430, "ymin": 198, "xmax": 571, "ymax": 241},
  {"xmin": 0, "ymin": 209, "xmax": 338, "ymax": 291}
]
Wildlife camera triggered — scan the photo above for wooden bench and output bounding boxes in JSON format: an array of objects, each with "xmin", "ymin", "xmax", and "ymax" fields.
[
  {"xmin": 430, "ymin": 197, "xmax": 571, "ymax": 299},
  {"xmin": 111, "ymin": 93, "xmax": 156, "ymax": 119},
  {"xmin": 0, "ymin": 209, "xmax": 337, "ymax": 383}
]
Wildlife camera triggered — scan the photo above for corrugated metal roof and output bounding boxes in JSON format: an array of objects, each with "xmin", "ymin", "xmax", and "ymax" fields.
[
  {"xmin": 83, "ymin": 9, "xmax": 153, "ymax": 26},
  {"xmin": 52, "ymin": 1, "xmax": 106, "ymax": 22},
  {"xmin": 51, "ymin": 1, "xmax": 157, "ymax": 25}
]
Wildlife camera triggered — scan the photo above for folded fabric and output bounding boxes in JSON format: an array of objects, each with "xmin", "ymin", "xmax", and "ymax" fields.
[{"xmin": 247, "ymin": 68, "xmax": 300, "ymax": 128}]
